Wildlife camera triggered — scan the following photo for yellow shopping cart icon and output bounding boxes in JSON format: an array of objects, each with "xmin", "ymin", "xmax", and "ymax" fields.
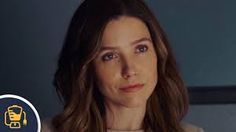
[{"xmin": 4, "ymin": 105, "xmax": 27, "ymax": 129}]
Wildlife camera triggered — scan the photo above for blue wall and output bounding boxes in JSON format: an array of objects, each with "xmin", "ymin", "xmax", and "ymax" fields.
[
  {"xmin": 147, "ymin": 0, "xmax": 236, "ymax": 86},
  {"xmin": 1, "ymin": 0, "xmax": 235, "ymax": 131},
  {"xmin": 146, "ymin": 0, "xmax": 236, "ymax": 131}
]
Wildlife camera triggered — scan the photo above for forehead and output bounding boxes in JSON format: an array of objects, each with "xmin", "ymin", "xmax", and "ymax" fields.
[{"xmin": 101, "ymin": 16, "xmax": 151, "ymax": 46}]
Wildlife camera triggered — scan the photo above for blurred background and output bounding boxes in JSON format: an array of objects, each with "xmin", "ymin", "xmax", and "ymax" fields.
[{"xmin": 0, "ymin": 0, "xmax": 236, "ymax": 131}]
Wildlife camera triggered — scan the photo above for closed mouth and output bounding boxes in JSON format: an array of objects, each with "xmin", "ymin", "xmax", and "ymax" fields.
[{"xmin": 119, "ymin": 83, "xmax": 144, "ymax": 92}]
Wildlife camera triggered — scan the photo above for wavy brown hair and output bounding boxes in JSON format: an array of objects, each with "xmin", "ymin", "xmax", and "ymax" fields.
[{"xmin": 52, "ymin": 0, "xmax": 189, "ymax": 131}]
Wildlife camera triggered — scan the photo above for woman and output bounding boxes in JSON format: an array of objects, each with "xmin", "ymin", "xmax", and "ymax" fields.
[{"xmin": 42, "ymin": 0, "xmax": 204, "ymax": 131}]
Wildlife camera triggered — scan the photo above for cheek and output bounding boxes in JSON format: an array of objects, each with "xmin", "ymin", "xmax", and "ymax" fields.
[
  {"xmin": 138, "ymin": 51, "xmax": 158, "ymax": 89},
  {"xmin": 149, "ymin": 54, "xmax": 158, "ymax": 84},
  {"xmin": 94, "ymin": 63, "xmax": 121, "ymax": 93},
  {"xmin": 147, "ymin": 59, "xmax": 158, "ymax": 87},
  {"xmin": 139, "ymin": 51, "xmax": 157, "ymax": 75}
]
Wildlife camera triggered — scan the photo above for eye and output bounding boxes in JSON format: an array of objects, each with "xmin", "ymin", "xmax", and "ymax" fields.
[
  {"xmin": 101, "ymin": 52, "xmax": 118, "ymax": 62},
  {"xmin": 135, "ymin": 45, "xmax": 148, "ymax": 53}
]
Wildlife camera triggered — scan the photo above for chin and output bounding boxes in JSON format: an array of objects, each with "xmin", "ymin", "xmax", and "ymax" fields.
[{"xmin": 121, "ymin": 99, "xmax": 147, "ymax": 108}]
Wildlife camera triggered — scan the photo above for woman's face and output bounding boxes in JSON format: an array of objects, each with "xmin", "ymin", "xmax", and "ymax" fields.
[{"xmin": 93, "ymin": 16, "xmax": 158, "ymax": 108}]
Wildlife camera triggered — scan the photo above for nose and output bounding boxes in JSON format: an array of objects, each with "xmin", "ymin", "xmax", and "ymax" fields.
[{"xmin": 121, "ymin": 58, "xmax": 137, "ymax": 79}]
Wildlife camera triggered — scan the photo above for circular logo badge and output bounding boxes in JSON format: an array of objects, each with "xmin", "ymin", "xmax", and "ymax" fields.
[{"xmin": 0, "ymin": 94, "xmax": 41, "ymax": 132}]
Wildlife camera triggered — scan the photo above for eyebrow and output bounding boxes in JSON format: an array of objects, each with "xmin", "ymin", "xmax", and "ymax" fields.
[
  {"xmin": 131, "ymin": 37, "xmax": 152, "ymax": 45},
  {"xmin": 100, "ymin": 37, "xmax": 152, "ymax": 52}
]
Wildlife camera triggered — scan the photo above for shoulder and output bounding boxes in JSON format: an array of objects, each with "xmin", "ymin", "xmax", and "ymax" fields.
[
  {"xmin": 41, "ymin": 118, "xmax": 55, "ymax": 132},
  {"xmin": 181, "ymin": 122, "xmax": 204, "ymax": 132},
  {"xmin": 41, "ymin": 119, "xmax": 203, "ymax": 132}
]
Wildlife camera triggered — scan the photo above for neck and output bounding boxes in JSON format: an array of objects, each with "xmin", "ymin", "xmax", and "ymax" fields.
[{"xmin": 105, "ymin": 102, "xmax": 146, "ymax": 131}]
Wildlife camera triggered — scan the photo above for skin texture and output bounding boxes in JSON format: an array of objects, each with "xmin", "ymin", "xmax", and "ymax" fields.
[{"xmin": 93, "ymin": 16, "xmax": 158, "ymax": 130}]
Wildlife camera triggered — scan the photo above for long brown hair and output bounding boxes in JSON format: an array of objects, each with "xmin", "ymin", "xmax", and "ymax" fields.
[{"xmin": 52, "ymin": 0, "xmax": 189, "ymax": 131}]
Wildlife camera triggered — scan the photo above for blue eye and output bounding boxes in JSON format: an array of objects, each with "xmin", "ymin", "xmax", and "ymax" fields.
[
  {"xmin": 101, "ymin": 52, "xmax": 117, "ymax": 62},
  {"xmin": 136, "ymin": 45, "xmax": 148, "ymax": 53}
]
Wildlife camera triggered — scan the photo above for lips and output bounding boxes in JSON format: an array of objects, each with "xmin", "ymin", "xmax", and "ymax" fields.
[{"xmin": 119, "ymin": 83, "xmax": 144, "ymax": 92}]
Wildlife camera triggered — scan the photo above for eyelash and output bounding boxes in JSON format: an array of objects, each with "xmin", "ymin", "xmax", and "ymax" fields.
[
  {"xmin": 101, "ymin": 52, "xmax": 118, "ymax": 62},
  {"xmin": 135, "ymin": 44, "xmax": 148, "ymax": 53},
  {"xmin": 101, "ymin": 44, "xmax": 149, "ymax": 62}
]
